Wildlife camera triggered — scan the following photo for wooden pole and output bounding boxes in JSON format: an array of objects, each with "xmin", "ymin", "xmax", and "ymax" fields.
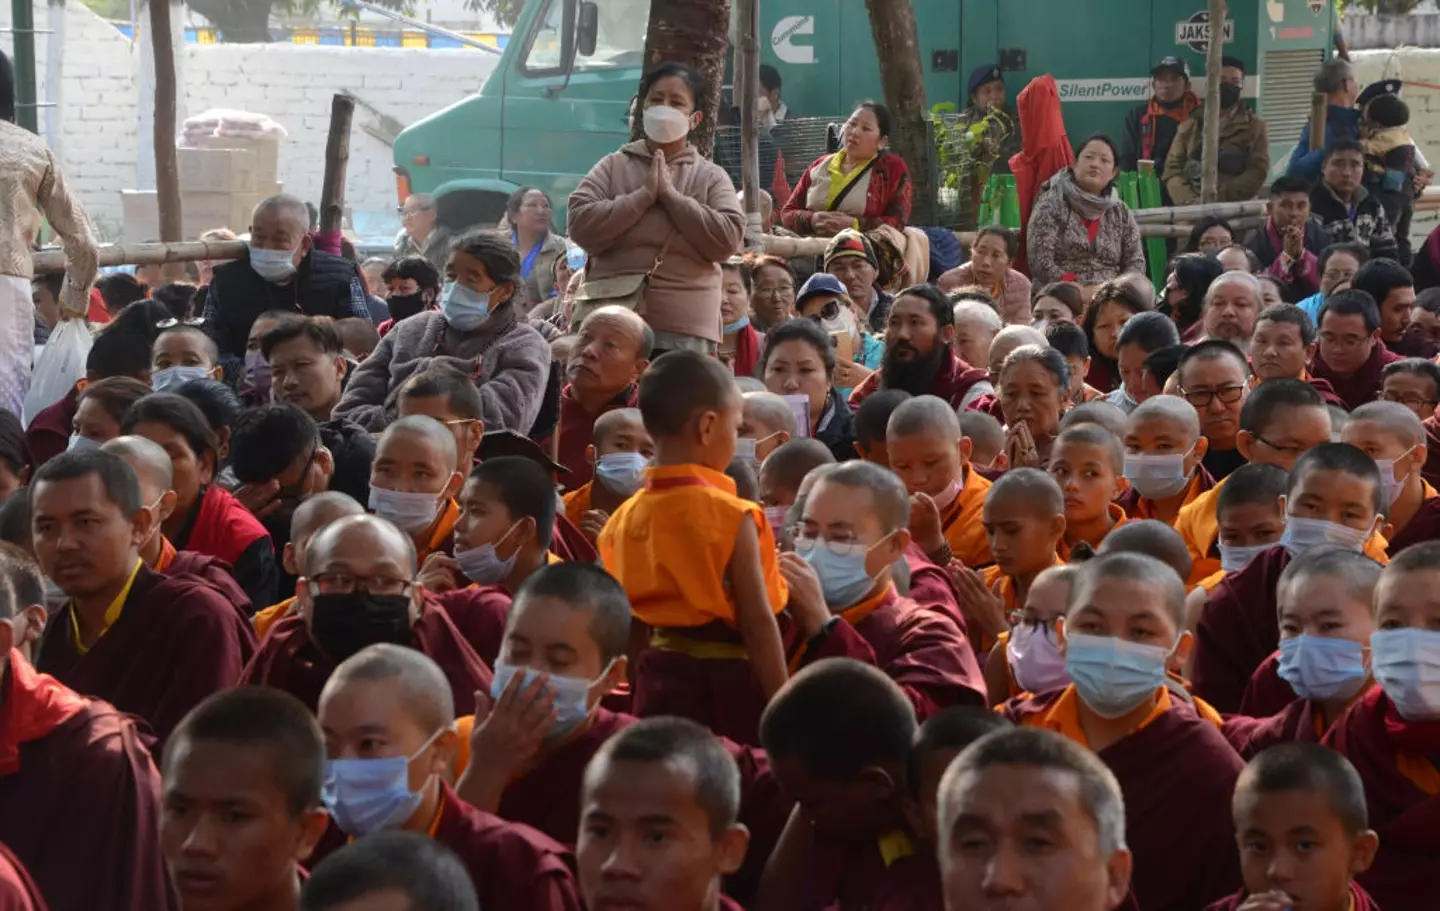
[
  {"xmin": 736, "ymin": 0, "xmax": 762, "ymax": 249},
  {"xmin": 150, "ymin": 0, "xmax": 183, "ymax": 266},
  {"xmin": 319, "ymin": 94, "xmax": 356, "ymax": 238},
  {"xmin": 1310, "ymin": 91, "xmax": 1329, "ymax": 151},
  {"xmin": 1201, "ymin": 0, "xmax": 1226, "ymax": 203},
  {"xmin": 1133, "ymin": 199, "xmax": 1266, "ymax": 224},
  {"xmin": 33, "ymin": 240, "xmax": 249, "ymax": 274}
]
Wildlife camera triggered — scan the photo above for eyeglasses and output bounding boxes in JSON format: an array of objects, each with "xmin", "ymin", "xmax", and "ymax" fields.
[
  {"xmin": 1319, "ymin": 331, "xmax": 1371, "ymax": 351},
  {"xmin": 1005, "ymin": 610, "xmax": 1059, "ymax": 631},
  {"xmin": 1251, "ymin": 435, "xmax": 1307, "ymax": 457},
  {"xmin": 1179, "ymin": 384, "xmax": 1246, "ymax": 408},
  {"xmin": 309, "ymin": 572, "xmax": 416, "ymax": 598},
  {"xmin": 1379, "ymin": 390, "xmax": 1439, "ymax": 410},
  {"xmin": 156, "ymin": 317, "xmax": 206, "ymax": 329},
  {"xmin": 792, "ymin": 532, "xmax": 870, "ymax": 557}
]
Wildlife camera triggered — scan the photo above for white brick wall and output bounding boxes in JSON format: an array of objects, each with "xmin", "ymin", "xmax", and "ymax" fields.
[{"xmin": 1, "ymin": 1, "xmax": 495, "ymax": 240}]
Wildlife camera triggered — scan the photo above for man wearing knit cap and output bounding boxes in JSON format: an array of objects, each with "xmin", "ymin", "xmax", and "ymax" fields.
[{"xmin": 825, "ymin": 230, "xmax": 891, "ymax": 334}]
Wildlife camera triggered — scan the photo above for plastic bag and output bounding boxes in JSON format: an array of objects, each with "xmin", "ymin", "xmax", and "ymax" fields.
[{"xmin": 24, "ymin": 319, "xmax": 93, "ymax": 428}]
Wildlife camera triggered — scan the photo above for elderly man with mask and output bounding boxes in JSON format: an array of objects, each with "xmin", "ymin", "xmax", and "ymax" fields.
[
  {"xmin": 1163, "ymin": 57, "xmax": 1270, "ymax": 206},
  {"xmin": 203, "ymin": 194, "xmax": 372, "ymax": 369},
  {"xmin": 1197, "ymin": 271, "xmax": 1264, "ymax": 356}
]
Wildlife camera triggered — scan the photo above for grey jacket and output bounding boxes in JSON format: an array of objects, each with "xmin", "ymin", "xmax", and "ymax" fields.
[
  {"xmin": 332, "ymin": 306, "xmax": 550, "ymax": 433},
  {"xmin": 1025, "ymin": 177, "xmax": 1146, "ymax": 285}
]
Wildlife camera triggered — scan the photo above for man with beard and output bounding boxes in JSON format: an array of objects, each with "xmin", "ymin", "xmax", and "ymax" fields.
[
  {"xmin": 1197, "ymin": 272, "xmax": 1263, "ymax": 357},
  {"xmin": 847, "ymin": 284, "xmax": 989, "ymax": 411}
]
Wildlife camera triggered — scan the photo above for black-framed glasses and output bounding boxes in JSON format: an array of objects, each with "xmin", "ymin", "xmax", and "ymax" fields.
[
  {"xmin": 1180, "ymin": 384, "xmax": 1246, "ymax": 408},
  {"xmin": 157, "ymin": 317, "xmax": 206, "ymax": 329},
  {"xmin": 308, "ymin": 572, "xmax": 416, "ymax": 598},
  {"xmin": 1251, "ymin": 435, "xmax": 1306, "ymax": 457},
  {"xmin": 1378, "ymin": 390, "xmax": 1438, "ymax": 410}
]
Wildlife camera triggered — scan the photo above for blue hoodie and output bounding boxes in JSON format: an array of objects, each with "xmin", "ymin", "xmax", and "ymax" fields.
[{"xmin": 1287, "ymin": 105, "xmax": 1362, "ymax": 181}]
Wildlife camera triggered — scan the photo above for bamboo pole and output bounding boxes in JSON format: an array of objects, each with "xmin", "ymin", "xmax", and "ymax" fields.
[
  {"xmin": 1133, "ymin": 199, "xmax": 1266, "ymax": 224},
  {"xmin": 1310, "ymin": 92, "xmax": 1328, "ymax": 151},
  {"xmin": 32, "ymin": 240, "xmax": 249, "ymax": 274}
]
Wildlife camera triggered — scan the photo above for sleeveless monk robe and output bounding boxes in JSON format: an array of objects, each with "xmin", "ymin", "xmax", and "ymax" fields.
[
  {"xmin": 1386, "ymin": 489, "xmax": 1440, "ymax": 557},
  {"xmin": 1004, "ymin": 685, "xmax": 1244, "ymax": 911},
  {"xmin": 36, "ymin": 563, "xmax": 256, "ymax": 743},
  {"xmin": 1192, "ymin": 546, "xmax": 1292, "ymax": 714},
  {"xmin": 241, "ymin": 600, "xmax": 491, "ymax": 715},
  {"xmin": 251, "ymin": 597, "xmax": 294, "ymax": 641},
  {"xmin": 1221, "ymin": 689, "xmax": 1349, "ymax": 760},
  {"xmin": 417, "ymin": 498, "xmax": 460, "ymax": 563},
  {"xmin": 1058, "ymin": 503, "xmax": 1130, "ymax": 562}
]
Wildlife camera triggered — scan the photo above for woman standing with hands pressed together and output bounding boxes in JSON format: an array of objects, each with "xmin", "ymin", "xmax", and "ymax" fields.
[{"xmin": 568, "ymin": 61, "xmax": 745, "ymax": 355}]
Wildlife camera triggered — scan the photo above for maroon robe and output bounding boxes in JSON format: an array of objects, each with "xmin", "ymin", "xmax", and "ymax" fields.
[
  {"xmin": 1192, "ymin": 545, "xmax": 1292, "ymax": 714},
  {"xmin": 309, "ymin": 781, "xmax": 581, "ymax": 910},
  {"xmin": 962, "ymin": 392, "xmax": 1006, "ymax": 423},
  {"xmin": 0, "ymin": 653, "xmax": 175, "ymax": 911},
  {"xmin": 1423, "ymin": 412, "xmax": 1440, "ymax": 491},
  {"xmin": 35, "ymin": 565, "xmax": 257, "ymax": 742},
  {"xmin": 539, "ymin": 383, "xmax": 639, "ymax": 493},
  {"xmin": 1236, "ymin": 651, "xmax": 1298, "ymax": 720},
  {"xmin": 1305, "ymin": 374, "xmax": 1348, "ymax": 409},
  {"xmin": 1388, "ymin": 323, "xmax": 1440, "ymax": 360},
  {"xmin": 1203, "ymin": 881, "xmax": 1379, "ymax": 911},
  {"xmin": 847, "ymin": 349, "xmax": 990, "ymax": 412},
  {"xmin": 1221, "ymin": 695, "xmax": 1324, "ymax": 760},
  {"xmin": 1386, "ymin": 494, "xmax": 1440, "ymax": 557},
  {"xmin": 1324, "ymin": 687, "xmax": 1440, "ymax": 909},
  {"xmin": 808, "ymin": 587, "xmax": 988, "ymax": 719},
  {"xmin": 436, "ymin": 585, "xmax": 511, "ymax": 668},
  {"xmin": 24, "ymin": 384, "xmax": 79, "ymax": 470},
  {"xmin": 1002, "ymin": 689, "xmax": 1244, "ymax": 911},
  {"xmin": 866, "ymin": 852, "xmax": 945, "ymax": 911},
  {"xmin": 1309, "ymin": 343, "xmax": 1404, "ymax": 411},
  {"xmin": 803, "ymin": 827, "xmax": 929, "ymax": 911},
  {"xmin": 0, "ymin": 845, "xmax": 44, "ymax": 911},
  {"xmin": 902, "ymin": 542, "xmax": 971, "ymax": 639},
  {"xmin": 1086, "ymin": 356, "xmax": 1119, "ymax": 393},
  {"xmin": 164, "ymin": 548, "xmax": 254, "ymax": 617},
  {"xmin": 241, "ymin": 602, "xmax": 491, "ymax": 715},
  {"xmin": 552, "ymin": 513, "xmax": 599, "ymax": 564}
]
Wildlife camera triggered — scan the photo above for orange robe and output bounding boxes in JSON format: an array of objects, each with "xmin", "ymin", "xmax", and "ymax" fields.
[
  {"xmin": 561, "ymin": 483, "xmax": 592, "ymax": 528},
  {"xmin": 1057, "ymin": 502, "xmax": 1128, "ymax": 562},
  {"xmin": 418, "ymin": 499, "xmax": 460, "ymax": 563},
  {"xmin": 253, "ymin": 597, "xmax": 294, "ymax": 640},
  {"xmin": 982, "ymin": 556, "xmax": 1065, "ymax": 617},
  {"xmin": 939, "ymin": 464, "xmax": 993, "ymax": 566},
  {"xmin": 1116, "ymin": 466, "xmax": 1215, "ymax": 522},
  {"xmin": 1005, "ymin": 685, "xmax": 1243, "ymax": 911}
]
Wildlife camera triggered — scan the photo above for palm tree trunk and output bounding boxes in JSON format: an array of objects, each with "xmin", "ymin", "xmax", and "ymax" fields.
[
  {"xmin": 639, "ymin": 0, "xmax": 732, "ymax": 158},
  {"xmin": 866, "ymin": 0, "xmax": 933, "ymax": 224}
]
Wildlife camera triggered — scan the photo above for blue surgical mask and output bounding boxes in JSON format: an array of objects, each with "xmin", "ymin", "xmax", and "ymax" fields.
[
  {"xmin": 1064, "ymin": 632, "xmax": 1171, "ymax": 719},
  {"xmin": 1371, "ymin": 628, "xmax": 1440, "ymax": 722},
  {"xmin": 67, "ymin": 433, "xmax": 100, "ymax": 454},
  {"xmin": 1281, "ymin": 515, "xmax": 1372, "ymax": 557},
  {"xmin": 152, "ymin": 365, "xmax": 210, "ymax": 392},
  {"xmin": 1277, "ymin": 635, "xmax": 1370, "ymax": 702},
  {"xmin": 798, "ymin": 537, "xmax": 881, "ymax": 609},
  {"xmin": 595, "ymin": 452, "xmax": 648, "ymax": 496},
  {"xmin": 490, "ymin": 660, "xmax": 613, "ymax": 738},
  {"xmin": 454, "ymin": 522, "xmax": 520, "ymax": 585},
  {"xmin": 321, "ymin": 726, "xmax": 448, "ymax": 836},
  {"xmin": 565, "ymin": 243, "xmax": 588, "ymax": 272},
  {"xmin": 368, "ymin": 487, "xmax": 443, "ymax": 534},
  {"xmin": 440, "ymin": 282, "xmax": 492, "ymax": 331},
  {"xmin": 249, "ymin": 245, "xmax": 298, "ymax": 283},
  {"xmin": 1218, "ymin": 542, "xmax": 1273, "ymax": 574},
  {"xmin": 724, "ymin": 315, "xmax": 751, "ymax": 335},
  {"xmin": 1122, "ymin": 450, "xmax": 1192, "ymax": 501}
]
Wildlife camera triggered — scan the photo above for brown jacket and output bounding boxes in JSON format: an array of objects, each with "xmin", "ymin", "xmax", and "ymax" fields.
[
  {"xmin": 568, "ymin": 141, "xmax": 745, "ymax": 343},
  {"xmin": 1163, "ymin": 102, "xmax": 1270, "ymax": 206}
]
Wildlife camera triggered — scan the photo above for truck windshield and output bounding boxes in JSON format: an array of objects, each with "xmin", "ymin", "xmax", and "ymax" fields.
[{"xmin": 582, "ymin": 0, "xmax": 649, "ymax": 70}]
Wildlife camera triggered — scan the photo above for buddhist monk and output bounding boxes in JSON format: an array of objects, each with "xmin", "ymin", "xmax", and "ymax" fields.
[
  {"xmin": 1250, "ymin": 303, "xmax": 1347, "ymax": 407},
  {"xmin": 241, "ymin": 514, "xmax": 490, "ymax": 714},
  {"xmin": 560, "ymin": 408, "xmax": 652, "ymax": 542},
  {"xmin": 251, "ymin": 492, "xmax": 366, "ymax": 640},
  {"xmin": 31, "ymin": 450, "xmax": 256, "ymax": 742},
  {"xmin": 397, "ymin": 363, "xmax": 487, "ymax": 471},
  {"xmin": 312, "ymin": 644, "xmax": 582, "ymax": 909},
  {"xmin": 160, "ymin": 687, "xmax": 331, "ymax": 911},
  {"xmin": 938, "ymin": 727, "xmax": 1135, "ymax": 911},
  {"xmin": 578, "ymin": 718, "xmax": 752, "ymax": 911},
  {"xmin": 599, "ymin": 350, "xmax": 789, "ymax": 746},
  {"xmin": 740, "ymin": 391, "xmax": 797, "ymax": 467},
  {"xmin": 1194, "ymin": 444, "xmax": 1387, "ymax": 713},
  {"xmin": 1177, "ymin": 378, "xmax": 1334, "ymax": 585},
  {"xmin": 724, "ymin": 457, "xmax": 760, "ymax": 503},
  {"xmin": 756, "ymin": 438, "xmax": 835, "ymax": 538},
  {"xmin": 987, "ymin": 564, "xmax": 1078, "ymax": 702},
  {"xmin": 757, "ymin": 658, "xmax": 928, "ymax": 910},
  {"xmin": 1174, "ymin": 340, "xmax": 1253, "ymax": 483},
  {"xmin": 1048, "ymin": 424, "xmax": 1128, "ymax": 559},
  {"xmin": 900, "ymin": 708, "xmax": 1012, "ymax": 910},
  {"xmin": 369, "ymin": 416, "xmax": 465, "ymax": 564},
  {"xmin": 473, "ymin": 428, "xmax": 598, "ymax": 565},
  {"xmin": 0, "ymin": 846, "xmax": 44, "ymax": 911},
  {"xmin": 1223, "ymin": 548, "xmax": 1380, "ymax": 758},
  {"xmin": 1059, "ymin": 400, "xmax": 1129, "ymax": 438},
  {"xmin": 1321, "ymin": 540, "xmax": 1440, "ymax": 906},
  {"xmin": 101, "ymin": 434, "xmax": 252, "ymax": 615},
  {"xmin": 427, "ymin": 457, "xmax": 561, "ymax": 666},
  {"xmin": 1119, "ymin": 396, "xmax": 1214, "ymax": 524},
  {"xmin": 787, "ymin": 461, "xmax": 987, "ymax": 714},
  {"xmin": 965, "ymin": 469, "xmax": 1066, "ymax": 664},
  {"xmin": 300, "ymin": 832, "xmax": 478, "ymax": 911},
  {"xmin": 853, "ymin": 389, "xmax": 912, "ymax": 466},
  {"xmin": 0, "ymin": 543, "xmax": 48, "ymax": 665},
  {"xmin": 150, "ymin": 325, "xmax": 223, "ymax": 391},
  {"xmin": 887, "ymin": 395, "xmax": 993, "ymax": 567},
  {"xmin": 1002, "ymin": 552, "xmax": 1245, "ymax": 911},
  {"xmin": 0, "ymin": 577, "xmax": 175, "ymax": 911},
  {"xmin": 1097, "ymin": 520, "xmax": 1194, "ymax": 584},
  {"xmin": 1205, "ymin": 744, "xmax": 1380, "ymax": 911},
  {"xmin": 958, "ymin": 410, "xmax": 1006, "ymax": 471},
  {"xmin": 1341, "ymin": 401, "xmax": 1436, "ymax": 545}
]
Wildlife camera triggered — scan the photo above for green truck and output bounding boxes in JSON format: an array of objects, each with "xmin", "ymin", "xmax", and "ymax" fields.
[{"xmin": 393, "ymin": 0, "xmax": 1335, "ymax": 231}]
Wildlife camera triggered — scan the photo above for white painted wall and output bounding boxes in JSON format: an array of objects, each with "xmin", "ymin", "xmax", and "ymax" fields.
[{"xmin": 1, "ymin": 0, "xmax": 496, "ymax": 240}]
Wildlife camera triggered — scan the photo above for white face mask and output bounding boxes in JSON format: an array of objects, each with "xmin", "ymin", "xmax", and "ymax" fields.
[
  {"xmin": 368, "ymin": 487, "xmax": 443, "ymax": 534},
  {"xmin": 152, "ymin": 365, "xmax": 211, "ymax": 393},
  {"xmin": 643, "ymin": 105, "xmax": 692, "ymax": 144},
  {"xmin": 1122, "ymin": 450, "xmax": 1193, "ymax": 501},
  {"xmin": 249, "ymin": 245, "xmax": 299, "ymax": 283},
  {"xmin": 1375, "ymin": 447, "xmax": 1416, "ymax": 507},
  {"xmin": 1372, "ymin": 628, "xmax": 1440, "ymax": 722},
  {"xmin": 1218, "ymin": 541, "xmax": 1274, "ymax": 574},
  {"xmin": 821, "ymin": 304, "xmax": 859, "ymax": 340},
  {"xmin": 1280, "ymin": 514, "xmax": 1373, "ymax": 557}
]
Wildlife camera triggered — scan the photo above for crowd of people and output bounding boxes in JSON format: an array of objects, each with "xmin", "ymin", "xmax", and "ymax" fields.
[{"xmin": 7, "ymin": 39, "xmax": 1440, "ymax": 911}]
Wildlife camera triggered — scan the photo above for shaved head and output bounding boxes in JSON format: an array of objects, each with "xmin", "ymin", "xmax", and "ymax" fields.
[
  {"xmin": 324, "ymin": 643, "xmax": 454, "ymax": 733},
  {"xmin": 1060, "ymin": 401, "xmax": 1128, "ymax": 438},
  {"xmin": 1127, "ymin": 395, "xmax": 1201, "ymax": 440},
  {"xmin": 985, "ymin": 467, "xmax": 1064, "ymax": 517},
  {"xmin": 640, "ymin": 351, "xmax": 739, "ymax": 437},
  {"xmin": 305, "ymin": 514, "xmax": 418, "ymax": 576},
  {"xmin": 593, "ymin": 407, "xmax": 645, "ymax": 449},
  {"xmin": 101, "ymin": 435, "xmax": 174, "ymax": 500},
  {"xmin": 1071, "ymin": 552, "xmax": 1187, "ymax": 630},
  {"xmin": 1347, "ymin": 401, "xmax": 1425, "ymax": 449},
  {"xmin": 959, "ymin": 412, "xmax": 1004, "ymax": 461},
  {"xmin": 379, "ymin": 415, "xmax": 460, "ymax": 474},
  {"xmin": 743, "ymin": 391, "xmax": 799, "ymax": 438},
  {"xmin": 989, "ymin": 325, "xmax": 1047, "ymax": 359},
  {"xmin": 1054, "ymin": 423, "xmax": 1125, "ymax": 474},
  {"xmin": 887, "ymin": 395, "xmax": 962, "ymax": 441},
  {"xmin": 1278, "ymin": 546, "xmax": 1384, "ymax": 613},
  {"xmin": 758, "ymin": 438, "xmax": 835, "ymax": 494},
  {"xmin": 1097, "ymin": 520, "xmax": 1193, "ymax": 583},
  {"xmin": 291, "ymin": 491, "xmax": 365, "ymax": 546},
  {"xmin": 809, "ymin": 461, "xmax": 911, "ymax": 532}
]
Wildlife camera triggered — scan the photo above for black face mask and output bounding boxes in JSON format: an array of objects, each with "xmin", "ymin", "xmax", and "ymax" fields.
[
  {"xmin": 387, "ymin": 293, "xmax": 431, "ymax": 323},
  {"xmin": 1219, "ymin": 84, "xmax": 1243, "ymax": 109},
  {"xmin": 310, "ymin": 592, "xmax": 413, "ymax": 665}
]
